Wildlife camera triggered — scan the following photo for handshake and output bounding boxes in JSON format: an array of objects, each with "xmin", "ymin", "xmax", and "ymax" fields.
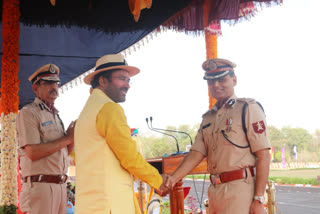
[{"xmin": 155, "ymin": 174, "xmax": 177, "ymax": 196}]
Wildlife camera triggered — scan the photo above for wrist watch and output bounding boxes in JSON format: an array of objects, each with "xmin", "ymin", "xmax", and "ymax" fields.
[{"xmin": 254, "ymin": 195, "xmax": 265, "ymax": 204}]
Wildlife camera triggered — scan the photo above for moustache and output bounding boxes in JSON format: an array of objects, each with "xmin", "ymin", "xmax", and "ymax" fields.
[
  {"xmin": 120, "ymin": 87, "xmax": 129, "ymax": 92},
  {"xmin": 50, "ymin": 89, "xmax": 58, "ymax": 94}
]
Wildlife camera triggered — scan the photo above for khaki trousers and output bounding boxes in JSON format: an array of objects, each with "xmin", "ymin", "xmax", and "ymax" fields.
[
  {"xmin": 208, "ymin": 169, "xmax": 255, "ymax": 214},
  {"xmin": 20, "ymin": 180, "xmax": 67, "ymax": 214}
]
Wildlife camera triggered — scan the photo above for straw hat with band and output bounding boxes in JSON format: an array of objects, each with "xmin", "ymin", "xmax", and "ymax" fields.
[{"xmin": 84, "ymin": 54, "xmax": 140, "ymax": 85}]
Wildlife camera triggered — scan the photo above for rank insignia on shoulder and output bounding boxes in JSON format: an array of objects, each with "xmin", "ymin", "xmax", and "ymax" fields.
[
  {"xmin": 202, "ymin": 123, "xmax": 211, "ymax": 129},
  {"xmin": 252, "ymin": 121, "xmax": 266, "ymax": 133},
  {"xmin": 227, "ymin": 99, "xmax": 235, "ymax": 106}
]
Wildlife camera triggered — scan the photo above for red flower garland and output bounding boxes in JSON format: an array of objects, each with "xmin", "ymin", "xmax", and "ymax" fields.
[
  {"xmin": 0, "ymin": 0, "xmax": 20, "ymax": 115},
  {"xmin": 0, "ymin": 0, "xmax": 21, "ymax": 212}
]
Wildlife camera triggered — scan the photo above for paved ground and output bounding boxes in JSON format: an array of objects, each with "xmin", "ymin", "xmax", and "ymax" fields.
[
  {"xmin": 138, "ymin": 179, "xmax": 320, "ymax": 213},
  {"xmin": 181, "ymin": 179, "xmax": 320, "ymax": 213}
]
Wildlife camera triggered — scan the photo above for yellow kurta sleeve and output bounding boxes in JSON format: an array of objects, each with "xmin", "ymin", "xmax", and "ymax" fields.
[{"xmin": 96, "ymin": 102, "xmax": 162, "ymax": 189}]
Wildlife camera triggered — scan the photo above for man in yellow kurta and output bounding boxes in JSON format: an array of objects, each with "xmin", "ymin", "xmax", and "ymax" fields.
[{"xmin": 75, "ymin": 54, "xmax": 166, "ymax": 214}]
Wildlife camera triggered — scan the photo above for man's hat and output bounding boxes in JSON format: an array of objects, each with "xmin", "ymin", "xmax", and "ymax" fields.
[
  {"xmin": 84, "ymin": 53, "xmax": 140, "ymax": 85},
  {"xmin": 202, "ymin": 58, "xmax": 236, "ymax": 80},
  {"xmin": 28, "ymin": 64, "xmax": 60, "ymax": 84}
]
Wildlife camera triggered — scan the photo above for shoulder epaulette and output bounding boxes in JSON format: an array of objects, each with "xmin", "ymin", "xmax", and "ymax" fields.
[
  {"xmin": 237, "ymin": 98, "xmax": 256, "ymax": 104},
  {"xmin": 240, "ymin": 98, "xmax": 265, "ymax": 138},
  {"xmin": 202, "ymin": 109, "xmax": 213, "ymax": 118}
]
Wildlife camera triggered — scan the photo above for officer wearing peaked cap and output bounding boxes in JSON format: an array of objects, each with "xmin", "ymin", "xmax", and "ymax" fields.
[
  {"xmin": 28, "ymin": 64, "xmax": 61, "ymax": 84},
  {"xmin": 162, "ymin": 58, "xmax": 271, "ymax": 214},
  {"xmin": 16, "ymin": 63, "xmax": 75, "ymax": 214}
]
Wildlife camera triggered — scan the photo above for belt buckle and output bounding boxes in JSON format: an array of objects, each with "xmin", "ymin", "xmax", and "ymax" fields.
[
  {"xmin": 214, "ymin": 177, "xmax": 222, "ymax": 184},
  {"xmin": 60, "ymin": 175, "xmax": 67, "ymax": 184},
  {"xmin": 211, "ymin": 175, "xmax": 222, "ymax": 185},
  {"xmin": 37, "ymin": 175, "xmax": 43, "ymax": 182}
]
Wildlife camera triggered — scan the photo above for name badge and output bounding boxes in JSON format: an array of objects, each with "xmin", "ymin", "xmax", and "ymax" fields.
[{"xmin": 41, "ymin": 120, "xmax": 53, "ymax": 127}]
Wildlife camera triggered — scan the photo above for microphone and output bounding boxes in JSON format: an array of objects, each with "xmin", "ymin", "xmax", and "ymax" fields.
[
  {"xmin": 150, "ymin": 116, "xmax": 193, "ymax": 145},
  {"xmin": 146, "ymin": 118, "xmax": 183, "ymax": 155}
]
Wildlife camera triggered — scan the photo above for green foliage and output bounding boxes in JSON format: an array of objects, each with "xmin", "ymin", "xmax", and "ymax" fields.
[
  {"xmin": 282, "ymin": 126, "xmax": 313, "ymax": 154},
  {"xmin": 162, "ymin": 201, "xmax": 190, "ymax": 214},
  {"xmin": 139, "ymin": 123, "xmax": 320, "ymax": 162},
  {"xmin": 268, "ymin": 126, "xmax": 319, "ymax": 162},
  {"xmin": 274, "ymin": 151, "xmax": 290, "ymax": 162},
  {"xmin": 269, "ymin": 177, "xmax": 319, "ymax": 185},
  {"xmin": 0, "ymin": 205, "xmax": 17, "ymax": 214},
  {"xmin": 140, "ymin": 123, "xmax": 199, "ymax": 158}
]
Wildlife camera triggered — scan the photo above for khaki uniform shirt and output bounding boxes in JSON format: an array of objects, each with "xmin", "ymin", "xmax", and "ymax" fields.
[
  {"xmin": 17, "ymin": 97, "xmax": 68, "ymax": 177},
  {"xmin": 191, "ymin": 94, "xmax": 270, "ymax": 213},
  {"xmin": 191, "ymin": 94, "xmax": 270, "ymax": 174}
]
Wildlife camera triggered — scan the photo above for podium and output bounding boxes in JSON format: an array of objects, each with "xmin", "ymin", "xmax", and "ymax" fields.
[{"xmin": 148, "ymin": 154, "xmax": 208, "ymax": 214}]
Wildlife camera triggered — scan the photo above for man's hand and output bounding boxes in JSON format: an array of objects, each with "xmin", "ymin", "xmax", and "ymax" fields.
[
  {"xmin": 155, "ymin": 174, "xmax": 170, "ymax": 196},
  {"xmin": 66, "ymin": 121, "xmax": 76, "ymax": 154},
  {"xmin": 249, "ymin": 200, "xmax": 265, "ymax": 214},
  {"xmin": 164, "ymin": 175, "xmax": 176, "ymax": 190}
]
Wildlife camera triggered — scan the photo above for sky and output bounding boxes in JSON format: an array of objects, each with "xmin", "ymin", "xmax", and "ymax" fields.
[{"xmin": 56, "ymin": 0, "xmax": 320, "ymax": 136}]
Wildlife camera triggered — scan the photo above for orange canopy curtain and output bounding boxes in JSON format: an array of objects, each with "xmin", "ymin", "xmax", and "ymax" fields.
[{"xmin": 129, "ymin": 0, "xmax": 153, "ymax": 22}]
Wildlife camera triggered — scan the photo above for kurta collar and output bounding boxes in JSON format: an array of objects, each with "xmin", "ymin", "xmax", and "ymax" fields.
[{"xmin": 92, "ymin": 88, "xmax": 115, "ymax": 103}]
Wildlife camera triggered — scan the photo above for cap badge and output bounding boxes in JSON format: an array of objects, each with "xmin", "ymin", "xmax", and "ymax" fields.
[
  {"xmin": 252, "ymin": 121, "xmax": 265, "ymax": 133},
  {"xmin": 203, "ymin": 60, "xmax": 217, "ymax": 72},
  {"xmin": 49, "ymin": 64, "xmax": 56, "ymax": 73}
]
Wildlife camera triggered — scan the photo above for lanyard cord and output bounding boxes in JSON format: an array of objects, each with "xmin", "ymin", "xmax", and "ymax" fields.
[{"xmin": 191, "ymin": 174, "xmax": 207, "ymax": 213}]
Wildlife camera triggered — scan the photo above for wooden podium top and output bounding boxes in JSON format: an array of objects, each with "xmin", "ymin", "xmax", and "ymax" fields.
[{"xmin": 147, "ymin": 153, "xmax": 208, "ymax": 175}]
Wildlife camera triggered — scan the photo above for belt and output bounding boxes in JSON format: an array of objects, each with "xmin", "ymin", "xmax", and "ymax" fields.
[
  {"xmin": 24, "ymin": 174, "xmax": 68, "ymax": 184},
  {"xmin": 210, "ymin": 167, "xmax": 255, "ymax": 185}
]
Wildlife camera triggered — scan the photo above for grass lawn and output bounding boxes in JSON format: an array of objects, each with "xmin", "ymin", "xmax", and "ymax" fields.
[{"xmin": 269, "ymin": 168, "xmax": 320, "ymax": 179}]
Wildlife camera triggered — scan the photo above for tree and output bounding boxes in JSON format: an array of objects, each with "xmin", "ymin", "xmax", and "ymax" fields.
[
  {"xmin": 281, "ymin": 126, "xmax": 313, "ymax": 155},
  {"xmin": 139, "ymin": 123, "xmax": 200, "ymax": 158}
]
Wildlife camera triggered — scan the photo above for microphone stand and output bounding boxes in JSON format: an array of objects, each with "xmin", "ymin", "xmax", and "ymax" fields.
[
  {"xmin": 150, "ymin": 116, "xmax": 193, "ymax": 145},
  {"xmin": 146, "ymin": 118, "xmax": 184, "ymax": 156}
]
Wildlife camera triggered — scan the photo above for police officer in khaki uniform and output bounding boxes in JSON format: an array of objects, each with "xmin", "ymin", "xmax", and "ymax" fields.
[
  {"xmin": 17, "ymin": 64, "xmax": 75, "ymax": 214},
  {"xmin": 163, "ymin": 58, "xmax": 271, "ymax": 214}
]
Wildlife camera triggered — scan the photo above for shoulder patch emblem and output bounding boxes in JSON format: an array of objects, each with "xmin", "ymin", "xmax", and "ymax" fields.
[{"xmin": 252, "ymin": 121, "xmax": 265, "ymax": 133}]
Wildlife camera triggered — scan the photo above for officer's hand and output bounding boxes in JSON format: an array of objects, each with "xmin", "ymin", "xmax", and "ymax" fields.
[
  {"xmin": 249, "ymin": 200, "xmax": 265, "ymax": 214},
  {"xmin": 165, "ymin": 175, "xmax": 176, "ymax": 190}
]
